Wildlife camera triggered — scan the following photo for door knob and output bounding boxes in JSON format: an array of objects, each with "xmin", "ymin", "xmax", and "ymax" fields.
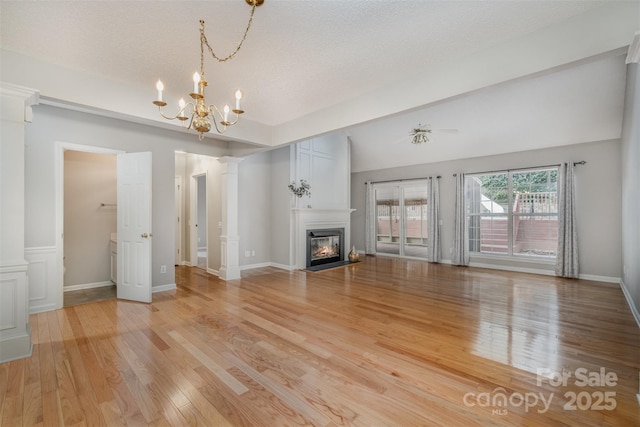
[{"xmin": 141, "ymin": 233, "xmax": 150, "ymax": 238}]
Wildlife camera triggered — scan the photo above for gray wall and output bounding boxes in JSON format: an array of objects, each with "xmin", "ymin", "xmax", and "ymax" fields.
[
  {"xmin": 25, "ymin": 104, "xmax": 228, "ymax": 289},
  {"xmin": 270, "ymin": 146, "xmax": 292, "ymax": 266},
  {"xmin": 351, "ymin": 140, "xmax": 622, "ymax": 279},
  {"xmin": 238, "ymin": 151, "xmax": 272, "ymax": 267},
  {"xmin": 621, "ymin": 63, "xmax": 640, "ymax": 319},
  {"xmin": 63, "ymin": 150, "xmax": 116, "ymax": 286}
]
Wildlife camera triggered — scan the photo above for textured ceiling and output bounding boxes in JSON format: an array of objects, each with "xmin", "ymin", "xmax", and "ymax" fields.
[
  {"xmin": 0, "ymin": 0, "xmax": 610, "ymax": 126},
  {"xmin": 0, "ymin": 1, "xmax": 631, "ymax": 171}
]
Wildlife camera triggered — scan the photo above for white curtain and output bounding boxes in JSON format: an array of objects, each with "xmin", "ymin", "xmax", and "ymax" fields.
[
  {"xmin": 426, "ymin": 177, "xmax": 440, "ymax": 262},
  {"xmin": 555, "ymin": 162, "xmax": 579, "ymax": 278},
  {"xmin": 364, "ymin": 181, "xmax": 376, "ymax": 254},
  {"xmin": 451, "ymin": 173, "xmax": 469, "ymax": 266}
]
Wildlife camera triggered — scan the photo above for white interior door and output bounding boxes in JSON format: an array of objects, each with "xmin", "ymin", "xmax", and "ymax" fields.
[{"xmin": 117, "ymin": 152, "xmax": 152, "ymax": 303}]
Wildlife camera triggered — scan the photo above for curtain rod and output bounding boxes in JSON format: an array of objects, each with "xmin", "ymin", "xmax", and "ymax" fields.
[
  {"xmin": 453, "ymin": 161, "xmax": 586, "ymax": 177},
  {"xmin": 366, "ymin": 176, "xmax": 441, "ymax": 185}
]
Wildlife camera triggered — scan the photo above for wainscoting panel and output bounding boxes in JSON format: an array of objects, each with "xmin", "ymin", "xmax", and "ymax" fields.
[{"xmin": 25, "ymin": 246, "xmax": 58, "ymax": 314}]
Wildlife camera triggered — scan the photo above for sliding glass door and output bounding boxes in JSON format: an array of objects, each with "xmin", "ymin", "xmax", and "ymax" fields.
[
  {"xmin": 374, "ymin": 182, "xmax": 428, "ymax": 258},
  {"xmin": 375, "ymin": 186, "xmax": 401, "ymax": 255}
]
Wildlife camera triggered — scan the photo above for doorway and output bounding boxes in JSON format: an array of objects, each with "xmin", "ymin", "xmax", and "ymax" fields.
[
  {"xmin": 374, "ymin": 182, "xmax": 429, "ymax": 258},
  {"xmin": 175, "ymin": 176, "xmax": 183, "ymax": 266},
  {"xmin": 55, "ymin": 143, "xmax": 153, "ymax": 308},
  {"xmin": 192, "ymin": 174, "xmax": 208, "ymax": 270},
  {"xmin": 57, "ymin": 145, "xmax": 121, "ymax": 308}
]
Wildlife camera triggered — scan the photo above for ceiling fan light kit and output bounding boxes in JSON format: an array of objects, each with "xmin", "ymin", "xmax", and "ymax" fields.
[
  {"xmin": 152, "ymin": 0, "xmax": 264, "ymax": 140},
  {"xmin": 411, "ymin": 124, "xmax": 432, "ymax": 144}
]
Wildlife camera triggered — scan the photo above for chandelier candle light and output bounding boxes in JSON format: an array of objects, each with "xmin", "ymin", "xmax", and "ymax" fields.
[{"xmin": 153, "ymin": 0, "xmax": 264, "ymax": 140}]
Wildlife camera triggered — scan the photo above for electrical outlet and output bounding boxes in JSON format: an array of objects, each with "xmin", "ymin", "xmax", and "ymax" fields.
[
  {"xmin": 245, "ymin": 250, "xmax": 251, "ymax": 257},
  {"xmin": 251, "ymin": 250, "xmax": 255, "ymax": 257},
  {"xmin": 160, "ymin": 265, "xmax": 167, "ymax": 273}
]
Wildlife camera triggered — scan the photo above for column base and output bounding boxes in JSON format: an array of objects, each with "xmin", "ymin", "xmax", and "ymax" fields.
[
  {"xmin": 219, "ymin": 235, "xmax": 241, "ymax": 281},
  {"xmin": 0, "ymin": 325, "xmax": 33, "ymax": 363}
]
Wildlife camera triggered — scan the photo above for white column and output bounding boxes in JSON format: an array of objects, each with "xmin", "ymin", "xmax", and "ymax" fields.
[
  {"xmin": 217, "ymin": 157, "xmax": 242, "ymax": 281},
  {"xmin": 0, "ymin": 82, "xmax": 39, "ymax": 362}
]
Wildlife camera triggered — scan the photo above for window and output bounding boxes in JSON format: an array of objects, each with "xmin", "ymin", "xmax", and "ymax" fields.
[
  {"xmin": 466, "ymin": 167, "xmax": 558, "ymax": 258},
  {"xmin": 374, "ymin": 183, "xmax": 428, "ymax": 258}
]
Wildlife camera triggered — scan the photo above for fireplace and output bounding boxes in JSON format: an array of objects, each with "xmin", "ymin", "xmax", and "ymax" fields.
[{"xmin": 306, "ymin": 228, "xmax": 344, "ymax": 268}]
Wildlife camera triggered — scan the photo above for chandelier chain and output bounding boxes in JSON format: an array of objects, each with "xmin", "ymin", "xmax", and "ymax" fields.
[
  {"xmin": 199, "ymin": 2, "xmax": 257, "ymax": 71},
  {"xmin": 154, "ymin": 1, "xmax": 263, "ymax": 138}
]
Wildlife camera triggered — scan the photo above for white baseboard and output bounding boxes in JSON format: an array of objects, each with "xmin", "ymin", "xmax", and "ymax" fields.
[
  {"xmin": 153, "ymin": 283, "xmax": 177, "ymax": 293},
  {"xmin": 620, "ymin": 279, "xmax": 640, "ymax": 328},
  {"xmin": 29, "ymin": 303, "xmax": 57, "ymax": 315},
  {"xmin": 578, "ymin": 274, "xmax": 621, "ymax": 284},
  {"xmin": 269, "ymin": 262, "xmax": 296, "ymax": 271},
  {"xmin": 240, "ymin": 262, "xmax": 272, "ymax": 271},
  {"xmin": 207, "ymin": 268, "xmax": 219, "ymax": 276},
  {"xmin": 467, "ymin": 261, "xmax": 622, "ymax": 284},
  {"xmin": 469, "ymin": 261, "xmax": 556, "ymax": 277},
  {"xmin": 64, "ymin": 281, "xmax": 113, "ymax": 292},
  {"xmin": 239, "ymin": 262, "xmax": 295, "ymax": 271}
]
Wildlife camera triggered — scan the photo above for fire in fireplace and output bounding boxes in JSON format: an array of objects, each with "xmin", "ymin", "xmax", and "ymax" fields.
[{"xmin": 306, "ymin": 228, "xmax": 344, "ymax": 268}]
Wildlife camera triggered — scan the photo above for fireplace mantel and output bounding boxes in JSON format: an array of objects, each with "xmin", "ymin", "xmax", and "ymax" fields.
[{"xmin": 292, "ymin": 208, "xmax": 355, "ymax": 269}]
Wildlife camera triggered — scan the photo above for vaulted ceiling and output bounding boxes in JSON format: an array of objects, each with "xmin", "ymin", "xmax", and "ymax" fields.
[{"xmin": 1, "ymin": 1, "xmax": 637, "ymax": 171}]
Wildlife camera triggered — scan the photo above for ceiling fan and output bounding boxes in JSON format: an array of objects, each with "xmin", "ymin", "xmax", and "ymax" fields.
[{"xmin": 410, "ymin": 123, "xmax": 458, "ymax": 144}]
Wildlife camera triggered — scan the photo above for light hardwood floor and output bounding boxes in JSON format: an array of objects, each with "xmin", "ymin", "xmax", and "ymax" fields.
[{"xmin": 2, "ymin": 257, "xmax": 638, "ymax": 426}]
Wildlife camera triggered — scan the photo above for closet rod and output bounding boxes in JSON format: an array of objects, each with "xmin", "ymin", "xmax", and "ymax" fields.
[
  {"xmin": 453, "ymin": 161, "xmax": 586, "ymax": 177},
  {"xmin": 100, "ymin": 203, "xmax": 117, "ymax": 207},
  {"xmin": 366, "ymin": 176, "xmax": 441, "ymax": 185}
]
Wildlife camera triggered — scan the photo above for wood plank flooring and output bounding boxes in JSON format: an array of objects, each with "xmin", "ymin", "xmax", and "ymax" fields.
[{"xmin": 2, "ymin": 256, "xmax": 639, "ymax": 426}]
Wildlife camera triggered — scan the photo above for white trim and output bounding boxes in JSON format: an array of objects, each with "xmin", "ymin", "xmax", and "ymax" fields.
[
  {"xmin": 620, "ymin": 279, "xmax": 640, "ymax": 329},
  {"xmin": 29, "ymin": 304, "xmax": 56, "ymax": 315},
  {"xmin": 577, "ymin": 274, "xmax": 620, "ymax": 284},
  {"xmin": 292, "ymin": 208, "xmax": 355, "ymax": 269},
  {"xmin": 270, "ymin": 263, "xmax": 296, "ymax": 271},
  {"xmin": 25, "ymin": 246, "xmax": 57, "ymax": 314},
  {"xmin": 471, "ymin": 253, "xmax": 556, "ymax": 265},
  {"xmin": 240, "ymin": 262, "xmax": 272, "ymax": 271},
  {"xmin": 239, "ymin": 262, "xmax": 295, "ymax": 272},
  {"xmin": 64, "ymin": 281, "xmax": 113, "ymax": 292},
  {"xmin": 626, "ymin": 30, "xmax": 640, "ymax": 64},
  {"xmin": 153, "ymin": 283, "xmax": 177, "ymax": 293},
  {"xmin": 0, "ymin": 262, "xmax": 29, "ymax": 274},
  {"xmin": 470, "ymin": 261, "xmax": 557, "ymax": 276},
  {"xmin": 469, "ymin": 261, "xmax": 622, "ymax": 284},
  {"xmin": 207, "ymin": 268, "xmax": 219, "ymax": 277},
  {"xmin": 24, "ymin": 246, "xmax": 57, "ymax": 254}
]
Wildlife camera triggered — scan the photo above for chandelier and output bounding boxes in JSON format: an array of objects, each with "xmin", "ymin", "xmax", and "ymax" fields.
[{"xmin": 153, "ymin": 0, "xmax": 264, "ymax": 140}]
